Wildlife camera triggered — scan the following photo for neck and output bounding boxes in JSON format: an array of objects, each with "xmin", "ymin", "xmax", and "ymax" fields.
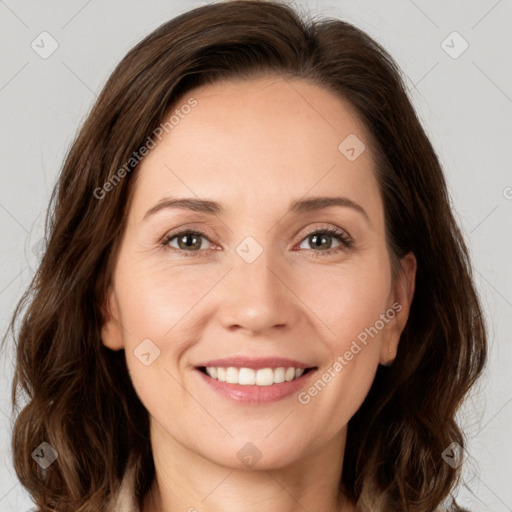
[{"xmin": 142, "ymin": 418, "xmax": 356, "ymax": 512}]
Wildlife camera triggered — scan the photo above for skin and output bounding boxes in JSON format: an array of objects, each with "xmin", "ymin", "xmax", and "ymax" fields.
[{"xmin": 101, "ymin": 75, "xmax": 416, "ymax": 512}]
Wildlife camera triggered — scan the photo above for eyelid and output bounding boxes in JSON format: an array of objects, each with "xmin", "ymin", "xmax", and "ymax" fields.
[{"xmin": 160, "ymin": 223, "xmax": 216, "ymax": 243}]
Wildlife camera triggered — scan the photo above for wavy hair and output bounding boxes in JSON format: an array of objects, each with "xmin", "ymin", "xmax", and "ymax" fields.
[{"xmin": 4, "ymin": 1, "xmax": 486, "ymax": 510}]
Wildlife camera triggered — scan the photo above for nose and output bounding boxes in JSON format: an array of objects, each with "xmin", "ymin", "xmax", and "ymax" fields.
[{"xmin": 217, "ymin": 253, "xmax": 303, "ymax": 337}]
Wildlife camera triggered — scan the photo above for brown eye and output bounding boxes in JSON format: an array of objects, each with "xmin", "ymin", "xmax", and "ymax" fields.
[
  {"xmin": 302, "ymin": 232, "xmax": 338, "ymax": 251},
  {"xmin": 163, "ymin": 230, "xmax": 212, "ymax": 253},
  {"xmin": 297, "ymin": 227, "xmax": 353, "ymax": 256}
]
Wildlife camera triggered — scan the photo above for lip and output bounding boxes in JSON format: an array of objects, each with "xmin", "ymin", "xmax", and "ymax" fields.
[
  {"xmin": 194, "ymin": 366, "xmax": 318, "ymax": 404},
  {"xmin": 194, "ymin": 356, "xmax": 314, "ymax": 370}
]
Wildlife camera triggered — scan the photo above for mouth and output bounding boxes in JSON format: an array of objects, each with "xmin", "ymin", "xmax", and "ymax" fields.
[
  {"xmin": 193, "ymin": 356, "xmax": 318, "ymax": 404},
  {"xmin": 197, "ymin": 365, "xmax": 316, "ymax": 386}
]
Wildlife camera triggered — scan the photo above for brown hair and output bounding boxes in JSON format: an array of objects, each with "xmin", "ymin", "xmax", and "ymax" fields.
[{"xmin": 3, "ymin": 1, "xmax": 486, "ymax": 510}]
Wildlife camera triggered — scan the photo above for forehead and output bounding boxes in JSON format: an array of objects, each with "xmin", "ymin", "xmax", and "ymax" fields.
[{"xmin": 131, "ymin": 76, "xmax": 383, "ymax": 223}]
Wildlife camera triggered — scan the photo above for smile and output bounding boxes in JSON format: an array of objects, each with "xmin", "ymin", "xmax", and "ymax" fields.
[{"xmin": 199, "ymin": 366, "xmax": 314, "ymax": 386}]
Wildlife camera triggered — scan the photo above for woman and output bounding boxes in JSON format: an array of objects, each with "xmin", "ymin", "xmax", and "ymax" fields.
[{"xmin": 5, "ymin": 1, "xmax": 486, "ymax": 510}]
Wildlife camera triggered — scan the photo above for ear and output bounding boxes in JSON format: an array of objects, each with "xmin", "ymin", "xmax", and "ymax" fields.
[
  {"xmin": 100, "ymin": 285, "xmax": 125, "ymax": 351},
  {"xmin": 380, "ymin": 251, "xmax": 417, "ymax": 366}
]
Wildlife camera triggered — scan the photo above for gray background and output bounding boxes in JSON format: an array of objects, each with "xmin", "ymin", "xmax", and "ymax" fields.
[{"xmin": 1, "ymin": 0, "xmax": 511, "ymax": 510}]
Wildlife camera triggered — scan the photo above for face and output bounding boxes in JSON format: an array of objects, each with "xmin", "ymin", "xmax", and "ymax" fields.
[{"xmin": 101, "ymin": 76, "xmax": 416, "ymax": 470}]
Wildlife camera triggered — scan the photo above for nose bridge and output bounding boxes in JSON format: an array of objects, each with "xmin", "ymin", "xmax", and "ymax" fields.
[
  {"xmin": 235, "ymin": 240, "xmax": 284, "ymax": 305},
  {"xmin": 218, "ymin": 238, "xmax": 300, "ymax": 334}
]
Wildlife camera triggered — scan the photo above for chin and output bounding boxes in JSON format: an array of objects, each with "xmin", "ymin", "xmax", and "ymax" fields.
[{"xmin": 195, "ymin": 434, "xmax": 313, "ymax": 472}]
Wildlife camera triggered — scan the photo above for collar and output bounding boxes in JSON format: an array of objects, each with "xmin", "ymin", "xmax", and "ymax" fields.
[{"xmin": 107, "ymin": 457, "xmax": 140, "ymax": 512}]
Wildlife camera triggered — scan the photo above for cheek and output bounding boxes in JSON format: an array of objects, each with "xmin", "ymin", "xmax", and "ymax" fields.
[
  {"xmin": 291, "ymin": 251, "xmax": 391, "ymax": 420},
  {"xmin": 294, "ymin": 249, "xmax": 393, "ymax": 348},
  {"xmin": 116, "ymin": 261, "xmax": 202, "ymax": 430},
  {"xmin": 112, "ymin": 259, "xmax": 226, "ymax": 414},
  {"xmin": 114, "ymin": 256, "xmax": 223, "ymax": 342}
]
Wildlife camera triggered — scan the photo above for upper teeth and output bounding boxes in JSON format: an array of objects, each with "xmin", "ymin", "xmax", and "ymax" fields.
[{"xmin": 205, "ymin": 367, "xmax": 305, "ymax": 386}]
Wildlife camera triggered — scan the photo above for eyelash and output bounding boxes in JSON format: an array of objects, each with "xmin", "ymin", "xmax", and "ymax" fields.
[{"xmin": 160, "ymin": 226, "xmax": 354, "ymax": 258}]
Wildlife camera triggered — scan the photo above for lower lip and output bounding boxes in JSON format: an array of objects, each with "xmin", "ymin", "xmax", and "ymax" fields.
[{"xmin": 195, "ymin": 368, "xmax": 317, "ymax": 404}]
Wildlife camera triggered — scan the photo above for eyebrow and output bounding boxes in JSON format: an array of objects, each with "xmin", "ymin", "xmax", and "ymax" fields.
[{"xmin": 143, "ymin": 196, "xmax": 370, "ymax": 223}]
